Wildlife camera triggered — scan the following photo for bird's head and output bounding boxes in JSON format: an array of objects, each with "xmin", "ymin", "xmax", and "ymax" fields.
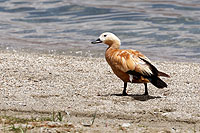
[{"xmin": 91, "ymin": 32, "xmax": 121, "ymax": 48}]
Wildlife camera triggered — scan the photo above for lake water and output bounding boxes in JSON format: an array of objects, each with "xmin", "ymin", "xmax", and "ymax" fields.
[{"xmin": 0, "ymin": 0, "xmax": 200, "ymax": 62}]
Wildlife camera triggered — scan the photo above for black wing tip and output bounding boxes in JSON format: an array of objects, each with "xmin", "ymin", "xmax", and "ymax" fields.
[
  {"xmin": 158, "ymin": 71, "xmax": 170, "ymax": 78},
  {"xmin": 150, "ymin": 76, "xmax": 168, "ymax": 88}
]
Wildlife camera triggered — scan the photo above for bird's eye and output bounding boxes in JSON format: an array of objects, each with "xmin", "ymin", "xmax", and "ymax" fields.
[{"xmin": 104, "ymin": 35, "xmax": 107, "ymax": 37}]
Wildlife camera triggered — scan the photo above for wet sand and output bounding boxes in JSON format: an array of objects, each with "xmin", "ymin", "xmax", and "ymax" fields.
[{"xmin": 0, "ymin": 50, "xmax": 200, "ymax": 132}]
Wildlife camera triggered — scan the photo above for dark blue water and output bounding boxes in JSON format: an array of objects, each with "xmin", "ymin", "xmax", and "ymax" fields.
[{"xmin": 0, "ymin": 0, "xmax": 200, "ymax": 62}]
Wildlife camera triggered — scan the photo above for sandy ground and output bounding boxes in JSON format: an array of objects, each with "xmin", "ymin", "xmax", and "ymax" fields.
[{"xmin": 0, "ymin": 50, "xmax": 200, "ymax": 132}]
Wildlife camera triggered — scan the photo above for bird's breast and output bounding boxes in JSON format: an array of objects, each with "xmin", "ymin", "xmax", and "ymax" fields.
[{"xmin": 110, "ymin": 66, "xmax": 149, "ymax": 83}]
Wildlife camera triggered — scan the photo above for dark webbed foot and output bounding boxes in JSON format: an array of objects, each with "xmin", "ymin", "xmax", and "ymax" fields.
[
  {"xmin": 122, "ymin": 92, "xmax": 128, "ymax": 96},
  {"xmin": 143, "ymin": 92, "xmax": 149, "ymax": 96}
]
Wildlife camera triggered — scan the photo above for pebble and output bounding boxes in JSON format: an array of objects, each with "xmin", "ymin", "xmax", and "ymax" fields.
[{"xmin": 121, "ymin": 123, "xmax": 131, "ymax": 128}]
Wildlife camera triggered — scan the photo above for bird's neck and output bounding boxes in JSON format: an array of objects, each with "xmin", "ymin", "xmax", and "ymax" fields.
[
  {"xmin": 105, "ymin": 40, "xmax": 121, "ymax": 60},
  {"xmin": 105, "ymin": 39, "xmax": 121, "ymax": 49},
  {"xmin": 108, "ymin": 42, "xmax": 120, "ymax": 49},
  {"xmin": 105, "ymin": 43, "xmax": 120, "ymax": 60}
]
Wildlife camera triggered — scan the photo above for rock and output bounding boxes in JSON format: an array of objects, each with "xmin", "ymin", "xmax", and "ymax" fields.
[{"xmin": 121, "ymin": 123, "xmax": 131, "ymax": 128}]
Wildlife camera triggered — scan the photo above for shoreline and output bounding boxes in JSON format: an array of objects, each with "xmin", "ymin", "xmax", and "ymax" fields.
[
  {"xmin": 0, "ymin": 43, "xmax": 200, "ymax": 64},
  {"xmin": 0, "ymin": 50, "xmax": 200, "ymax": 132}
]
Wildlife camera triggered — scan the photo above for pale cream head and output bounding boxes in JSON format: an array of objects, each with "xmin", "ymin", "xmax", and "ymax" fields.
[{"xmin": 91, "ymin": 32, "xmax": 121, "ymax": 48}]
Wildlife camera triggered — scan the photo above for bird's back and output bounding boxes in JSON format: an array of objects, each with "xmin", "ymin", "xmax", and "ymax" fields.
[{"xmin": 105, "ymin": 47, "xmax": 151, "ymax": 83}]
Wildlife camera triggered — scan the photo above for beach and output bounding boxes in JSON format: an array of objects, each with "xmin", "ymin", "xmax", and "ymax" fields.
[{"xmin": 0, "ymin": 50, "xmax": 200, "ymax": 132}]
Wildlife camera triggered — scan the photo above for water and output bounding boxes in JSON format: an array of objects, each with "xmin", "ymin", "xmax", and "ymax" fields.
[{"xmin": 0, "ymin": 0, "xmax": 200, "ymax": 62}]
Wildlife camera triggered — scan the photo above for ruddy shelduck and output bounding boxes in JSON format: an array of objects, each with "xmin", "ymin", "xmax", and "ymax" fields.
[{"xmin": 91, "ymin": 32, "xmax": 170, "ymax": 96}]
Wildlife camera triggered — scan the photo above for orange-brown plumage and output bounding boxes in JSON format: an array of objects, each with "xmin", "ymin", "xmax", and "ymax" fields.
[
  {"xmin": 92, "ymin": 32, "xmax": 170, "ymax": 96},
  {"xmin": 105, "ymin": 48, "xmax": 151, "ymax": 83}
]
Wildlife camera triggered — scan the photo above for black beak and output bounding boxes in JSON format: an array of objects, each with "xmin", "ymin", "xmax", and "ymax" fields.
[{"xmin": 91, "ymin": 38, "xmax": 103, "ymax": 44}]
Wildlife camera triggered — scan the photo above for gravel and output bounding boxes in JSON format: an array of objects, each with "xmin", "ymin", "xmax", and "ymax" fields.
[{"xmin": 0, "ymin": 50, "xmax": 200, "ymax": 132}]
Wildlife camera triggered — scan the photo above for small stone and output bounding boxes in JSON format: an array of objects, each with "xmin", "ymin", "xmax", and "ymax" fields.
[
  {"xmin": 46, "ymin": 121, "xmax": 62, "ymax": 127},
  {"xmin": 19, "ymin": 102, "xmax": 26, "ymax": 106},
  {"xmin": 21, "ymin": 124, "xmax": 33, "ymax": 129},
  {"xmin": 121, "ymin": 123, "xmax": 131, "ymax": 128}
]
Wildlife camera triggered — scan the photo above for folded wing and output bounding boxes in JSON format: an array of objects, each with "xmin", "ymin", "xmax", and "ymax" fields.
[
  {"xmin": 110, "ymin": 49, "xmax": 169, "ymax": 88},
  {"xmin": 111, "ymin": 49, "xmax": 153, "ymax": 76}
]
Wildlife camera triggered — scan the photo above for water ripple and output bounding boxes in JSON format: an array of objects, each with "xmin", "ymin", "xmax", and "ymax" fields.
[{"xmin": 0, "ymin": 0, "xmax": 199, "ymax": 62}]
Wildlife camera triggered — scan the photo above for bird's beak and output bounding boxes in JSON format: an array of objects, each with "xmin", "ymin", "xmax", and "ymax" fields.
[{"xmin": 91, "ymin": 38, "xmax": 103, "ymax": 44}]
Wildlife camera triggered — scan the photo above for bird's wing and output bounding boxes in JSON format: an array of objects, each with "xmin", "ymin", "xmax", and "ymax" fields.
[{"xmin": 110, "ymin": 49, "xmax": 156, "ymax": 76}]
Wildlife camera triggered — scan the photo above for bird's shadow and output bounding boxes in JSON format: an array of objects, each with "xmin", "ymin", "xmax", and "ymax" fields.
[{"xmin": 99, "ymin": 93, "xmax": 161, "ymax": 101}]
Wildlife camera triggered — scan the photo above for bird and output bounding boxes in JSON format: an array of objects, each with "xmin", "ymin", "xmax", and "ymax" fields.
[{"xmin": 91, "ymin": 32, "xmax": 170, "ymax": 96}]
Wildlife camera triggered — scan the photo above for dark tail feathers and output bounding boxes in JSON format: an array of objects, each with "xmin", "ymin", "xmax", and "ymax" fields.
[
  {"xmin": 139, "ymin": 57, "xmax": 170, "ymax": 78},
  {"xmin": 148, "ymin": 76, "xmax": 167, "ymax": 88},
  {"xmin": 158, "ymin": 71, "xmax": 170, "ymax": 78}
]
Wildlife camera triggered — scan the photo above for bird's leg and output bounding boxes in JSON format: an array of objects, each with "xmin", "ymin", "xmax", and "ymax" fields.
[
  {"xmin": 122, "ymin": 82, "xmax": 128, "ymax": 96},
  {"xmin": 143, "ymin": 83, "xmax": 149, "ymax": 95}
]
